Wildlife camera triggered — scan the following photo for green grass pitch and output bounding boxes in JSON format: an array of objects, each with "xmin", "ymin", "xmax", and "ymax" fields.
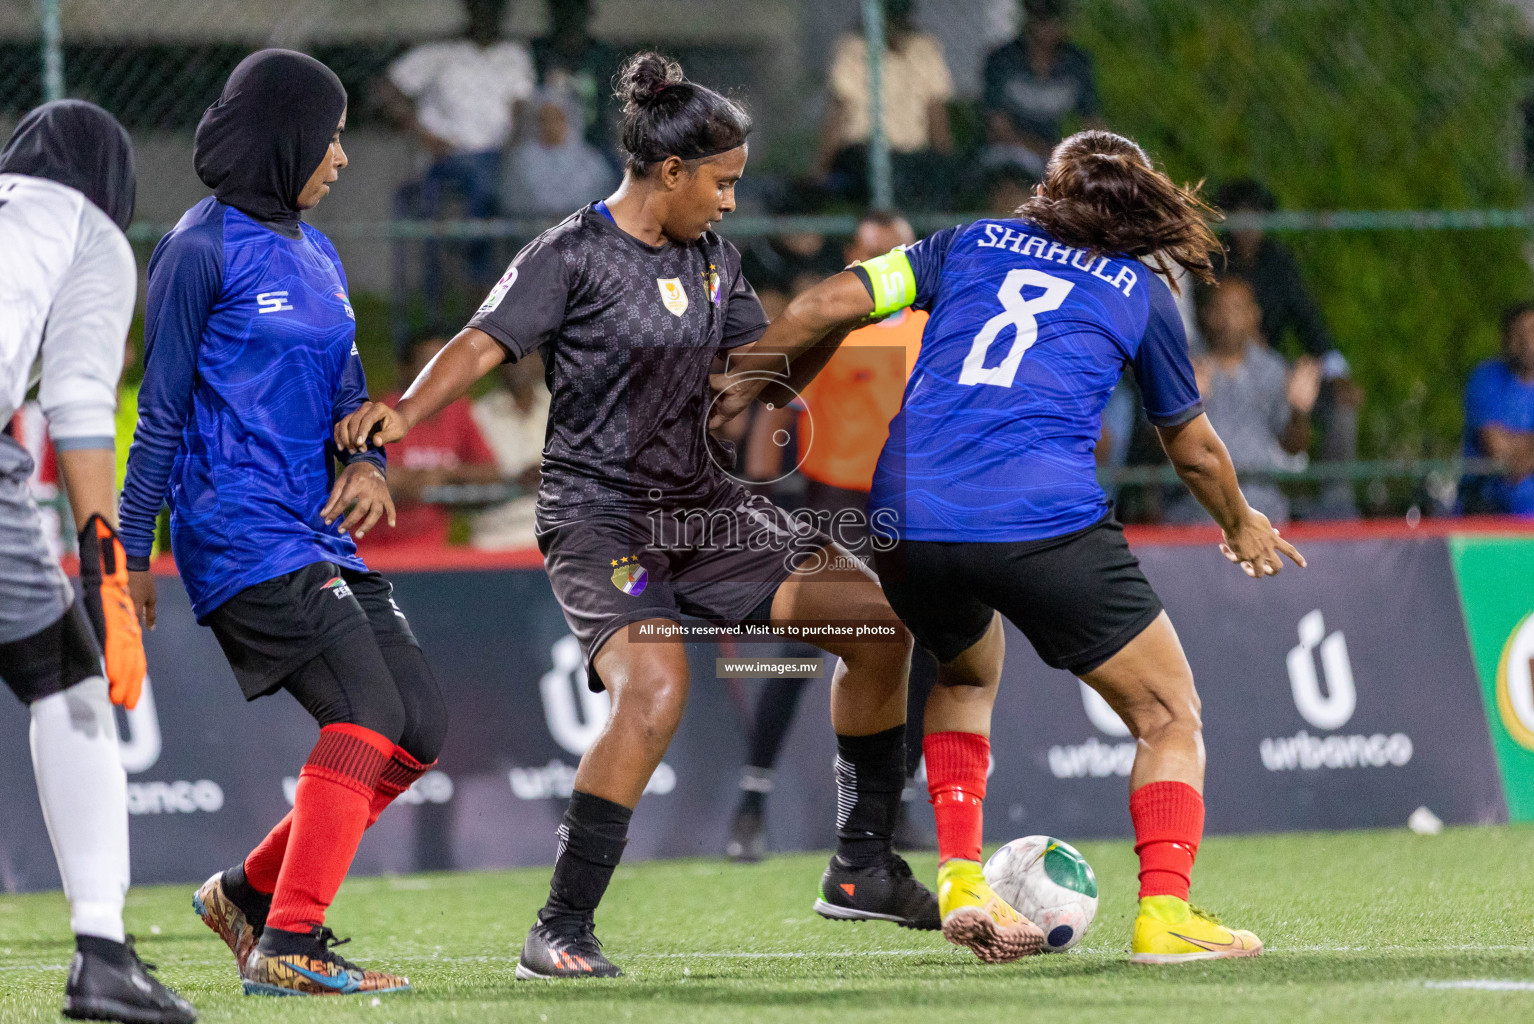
[{"xmin": 2, "ymin": 827, "xmax": 1532, "ymax": 1023}]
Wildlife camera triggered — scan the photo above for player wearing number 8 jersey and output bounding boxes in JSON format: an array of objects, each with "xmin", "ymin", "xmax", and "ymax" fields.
[
  {"xmin": 866, "ymin": 213, "xmax": 1182, "ymax": 543},
  {"xmin": 712, "ymin": 130, "xmax": 1307, "ymax": 965}
]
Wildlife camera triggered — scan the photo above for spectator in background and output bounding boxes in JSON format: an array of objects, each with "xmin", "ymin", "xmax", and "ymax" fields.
[
  {"xmin": 356, "ymin": 335, "xmax": 501, "ymax": 551},
  {"xmin": 815, "ymin": 0, "xmax": 955, "ymax": 209},
  {"xmin": 983, "ymin": 163, "xmax": 1036, "ymax": 217},
  {"xmin": 382, "ymin": 0, "xmax": 536, "ymax": 351},
  {"xmin": 1216, "ymin": 178, "xmax": 1361, "ymax": 517},
  {"xmin": 737, "ymin": 187, "xmax": 845, "ymax": 323},
  {"xmin": 502, "ymin": 91, "xmax": 617, "ymax": 217},
  {"xmin": 1461, "ymin": 302, "xmax": 1534, "ymax": 516},
  {"xmin": 982, "ymin": 0, "xmax": 1102, "ymax": 179},
  {"xmin": 471, "ymin": 352, "xmax": 550, "ymax": 549},
  {"xmin": 1167, "ymin": 277, "xmax": 1321, "ymax": 526},
  {"xmin": 531, "ymin": 0, "xmax": 622, "ymax": 153}
]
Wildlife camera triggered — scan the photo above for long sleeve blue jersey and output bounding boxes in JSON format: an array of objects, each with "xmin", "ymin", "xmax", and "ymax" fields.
[{"xmin": 119, "ymin": 197, "xmax": 383, "ymax": 620}]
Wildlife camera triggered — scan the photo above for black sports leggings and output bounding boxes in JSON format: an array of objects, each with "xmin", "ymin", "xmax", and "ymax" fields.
[{"xmin": 283, "ymin": 626, "xmax": 448, "ymax": 764}]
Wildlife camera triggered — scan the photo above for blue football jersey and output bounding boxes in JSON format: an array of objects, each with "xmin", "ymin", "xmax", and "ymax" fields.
[
  {"xmin": 120, "ymin": 198, "xmax": 382, "ymax": 620},
  {"xmin": 863, "ymin": 220, "xmax": 1202, "ymax": 542}
]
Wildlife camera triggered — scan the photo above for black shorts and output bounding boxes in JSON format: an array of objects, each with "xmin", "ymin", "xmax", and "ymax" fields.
[
  {"xmin": 205, "ymin": 561, "xmax": 418, "ymax": 700},
  {"xmin": 0, "ymin": 600, "xmax": 101, "ymax": 705},
  {"xmin": 538, "ymin": 482, "xmax": 830, "ymax": 691},
  {"xmin": 873, "ymin": 514, "xmax": 1163, "ymax": 675}
]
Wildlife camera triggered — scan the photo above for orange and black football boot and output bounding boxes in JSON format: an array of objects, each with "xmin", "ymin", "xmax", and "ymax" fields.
[{"xmin": 516, "ymin": 912, "xmax": 622, "ymax": 979}]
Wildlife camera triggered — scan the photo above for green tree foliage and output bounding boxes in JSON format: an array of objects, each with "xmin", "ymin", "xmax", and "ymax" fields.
[{"xmin": 1076, "ymin": 0, "xmax": 1530, "ymax": 455}]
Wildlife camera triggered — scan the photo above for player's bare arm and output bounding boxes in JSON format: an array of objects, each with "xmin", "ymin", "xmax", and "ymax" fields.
[
  {"xmin": 1156, "ymin": 413, "xmax": 1306, "ymax": 577},
  {"xmin": 709, "ymin": 270, "xmax": 874, "ymax": 428},
  {"xmin": 336, "ymin": 326, "xmax": 504, "ymax": 451}
]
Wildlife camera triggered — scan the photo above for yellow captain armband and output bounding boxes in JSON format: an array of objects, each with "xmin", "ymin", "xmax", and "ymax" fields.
[{"xmin": 852, "ymin": 248, "xmax": 918, "ymax": 317}]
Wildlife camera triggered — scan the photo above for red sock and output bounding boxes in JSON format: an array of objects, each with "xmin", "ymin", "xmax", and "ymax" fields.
[
  {"xmin": 241, "ymin": 747, "xmax": 434, "ymax": 896},
  {"xmin": 367, "ymin": 749, "xmax": 435, "ymax": 827},
  {"xmin": 1129, "ymin": 780, "xmax": 1205, "ymax": 901},
  {"xmin": 243, "ymin": 813, "xmax": 291, "ymax": 896},
  {"xmin": 924, "ymin": 731, "xmax": 989, "ymax": 864},
  {"xmin": 266, "ymin": 724, "xmax": 394, "ymax": 932}
]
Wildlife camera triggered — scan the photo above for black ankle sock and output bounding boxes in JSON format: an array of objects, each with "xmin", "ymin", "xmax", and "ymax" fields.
[
  {"xmin": 256, "ymin": 925, "xmax": 319, "ymax": 957},
  {"xmin": 540, "ymin": 790, "xmax": 633, "ymax": 926},
  {"xmin": 834, "ymin": 725, "xmax": 907, "ymax": 867},
  {"xmin": 75, "ymin": 934, "xmax": 131, "ymax": 967},
  {"xmin": 222, "ymin": 862, "xmax": 271, "ymax": 928}
]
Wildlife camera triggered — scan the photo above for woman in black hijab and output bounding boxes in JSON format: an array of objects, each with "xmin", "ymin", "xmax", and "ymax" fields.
[
  {"xmin": 192, "ymin": 48, "xmax": 348, "ymax": 234},
  {"xmin": 124, "ymin": 49, "xmax": 443, "ymax": 999},
  {"xmin": 0, "ymin": 98, "xmax": 135, "ymax": 230}
]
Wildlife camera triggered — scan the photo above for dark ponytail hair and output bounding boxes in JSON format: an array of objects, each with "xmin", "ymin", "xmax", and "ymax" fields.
[
  {"xmin": 614, "ymin": 52, "xmax": 751, "ymax": 175},
  {"xmin": 1016, "ymin": 130, "xmax": 1222, "ymax": 287}
]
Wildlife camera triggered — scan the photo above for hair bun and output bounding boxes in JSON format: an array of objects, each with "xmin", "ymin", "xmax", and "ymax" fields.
[{"xmin": 616, "ymin": 52, "xmax": 686, "ymax": 111}]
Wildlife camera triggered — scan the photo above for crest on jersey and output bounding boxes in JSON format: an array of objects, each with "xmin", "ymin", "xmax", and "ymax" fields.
[
  {"xmin": 479, "ymin": 265, "xmax": 519, "ymax": 313},
  {"xmin": 657, "ymin": 277, "xmax": 688, "ymax": 316},
  {"xmin": 609, "ymin": 556, "xmax": 648, "ymax": 595},
  {"xmin": 704, "ymin": 264, "xmax": 722, "ymax": 306}
]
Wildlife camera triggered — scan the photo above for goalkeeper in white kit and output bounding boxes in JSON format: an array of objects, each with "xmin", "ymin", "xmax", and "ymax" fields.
[{"xmin": 0, "ymin": 99, "xmax": 195, "ymax": 1024}]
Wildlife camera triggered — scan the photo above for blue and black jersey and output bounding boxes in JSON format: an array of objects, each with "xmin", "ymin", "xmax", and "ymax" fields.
[
  {"xmin": 119, "ymin": 197, "xmax": 382, "ymax": 620},
  {"xmin": 856, "ymin": 219, "xmax": 1203, "ymax": 543}
]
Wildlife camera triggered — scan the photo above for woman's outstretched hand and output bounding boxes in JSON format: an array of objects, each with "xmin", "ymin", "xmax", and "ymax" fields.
[{"xmin": 1220, "ymin": 508, "xmax": 1307, "ymax": 578}]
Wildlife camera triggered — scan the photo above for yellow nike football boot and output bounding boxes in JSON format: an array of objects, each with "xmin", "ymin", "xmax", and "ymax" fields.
[
  {"xmin": 937, "ymin": 859, "xmax": 1044, "ymax": 963},
  {"xmin": 1130, "ymin": 895, "xmax": 1263, "ymax": 964}
]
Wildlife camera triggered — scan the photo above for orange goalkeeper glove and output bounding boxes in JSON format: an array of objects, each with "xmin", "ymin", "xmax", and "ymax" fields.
[{"xmin": 77, "ymin": 513, "xmax": 146, "ymax": 709}]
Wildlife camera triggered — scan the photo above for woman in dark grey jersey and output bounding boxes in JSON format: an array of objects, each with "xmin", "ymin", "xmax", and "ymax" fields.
[{"xmin": 338, "ymin": 52, "xmax": 937, "ymax": 979}]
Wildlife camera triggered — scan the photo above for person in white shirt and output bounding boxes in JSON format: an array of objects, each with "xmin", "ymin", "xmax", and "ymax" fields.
[
  {"xmin": 501, "ymin": 91, "xmax": 618, "ymax": 218},
  {"xmin": 383, "ymin": 0, "xmax": 536, "ymax": 344},
  {"xmin": 470, "ymin": 352, "xmax": 549, "ymax": 550},
  {"xmin": 814, "ymin": 0, "xmax": 955, "ymax": 208},
  {"xmin": 0, "ymin": 99, "xmax": 194, "ymax": 1024}
]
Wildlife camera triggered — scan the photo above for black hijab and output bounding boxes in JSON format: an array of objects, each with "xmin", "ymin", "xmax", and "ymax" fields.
[
  {"xmin": 0, "ymin": 99, "xmax": 135, "ymax": 231},
  {"xmin": 194, "ymin": 49, "xmax": 347, "ymax": 229}
]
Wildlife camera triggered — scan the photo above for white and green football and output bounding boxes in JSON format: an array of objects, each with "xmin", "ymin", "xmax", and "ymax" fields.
[{"xmin": 983, "ymin": 835, "xmax": 1099, "ymax": 952}]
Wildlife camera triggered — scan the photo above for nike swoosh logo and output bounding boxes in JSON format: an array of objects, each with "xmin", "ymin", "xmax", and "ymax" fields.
[
  {"xmin": 1168, "ymin": 931, "xmax": 1240, "ymax": 951},
  {"xmin": 287, "ymin": 962, "xmax": 358, "ymax": 992}
]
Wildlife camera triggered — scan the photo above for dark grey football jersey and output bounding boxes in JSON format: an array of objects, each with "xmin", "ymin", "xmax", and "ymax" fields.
[{"xmin": 467, "ymin": 204, "xmax": 768, "ymax": 522}]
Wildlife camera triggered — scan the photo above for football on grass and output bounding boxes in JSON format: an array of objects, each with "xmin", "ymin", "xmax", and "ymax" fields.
[{"xmin": 983, "ymin": 835, "xmax": 1099, "ymax": 952}]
